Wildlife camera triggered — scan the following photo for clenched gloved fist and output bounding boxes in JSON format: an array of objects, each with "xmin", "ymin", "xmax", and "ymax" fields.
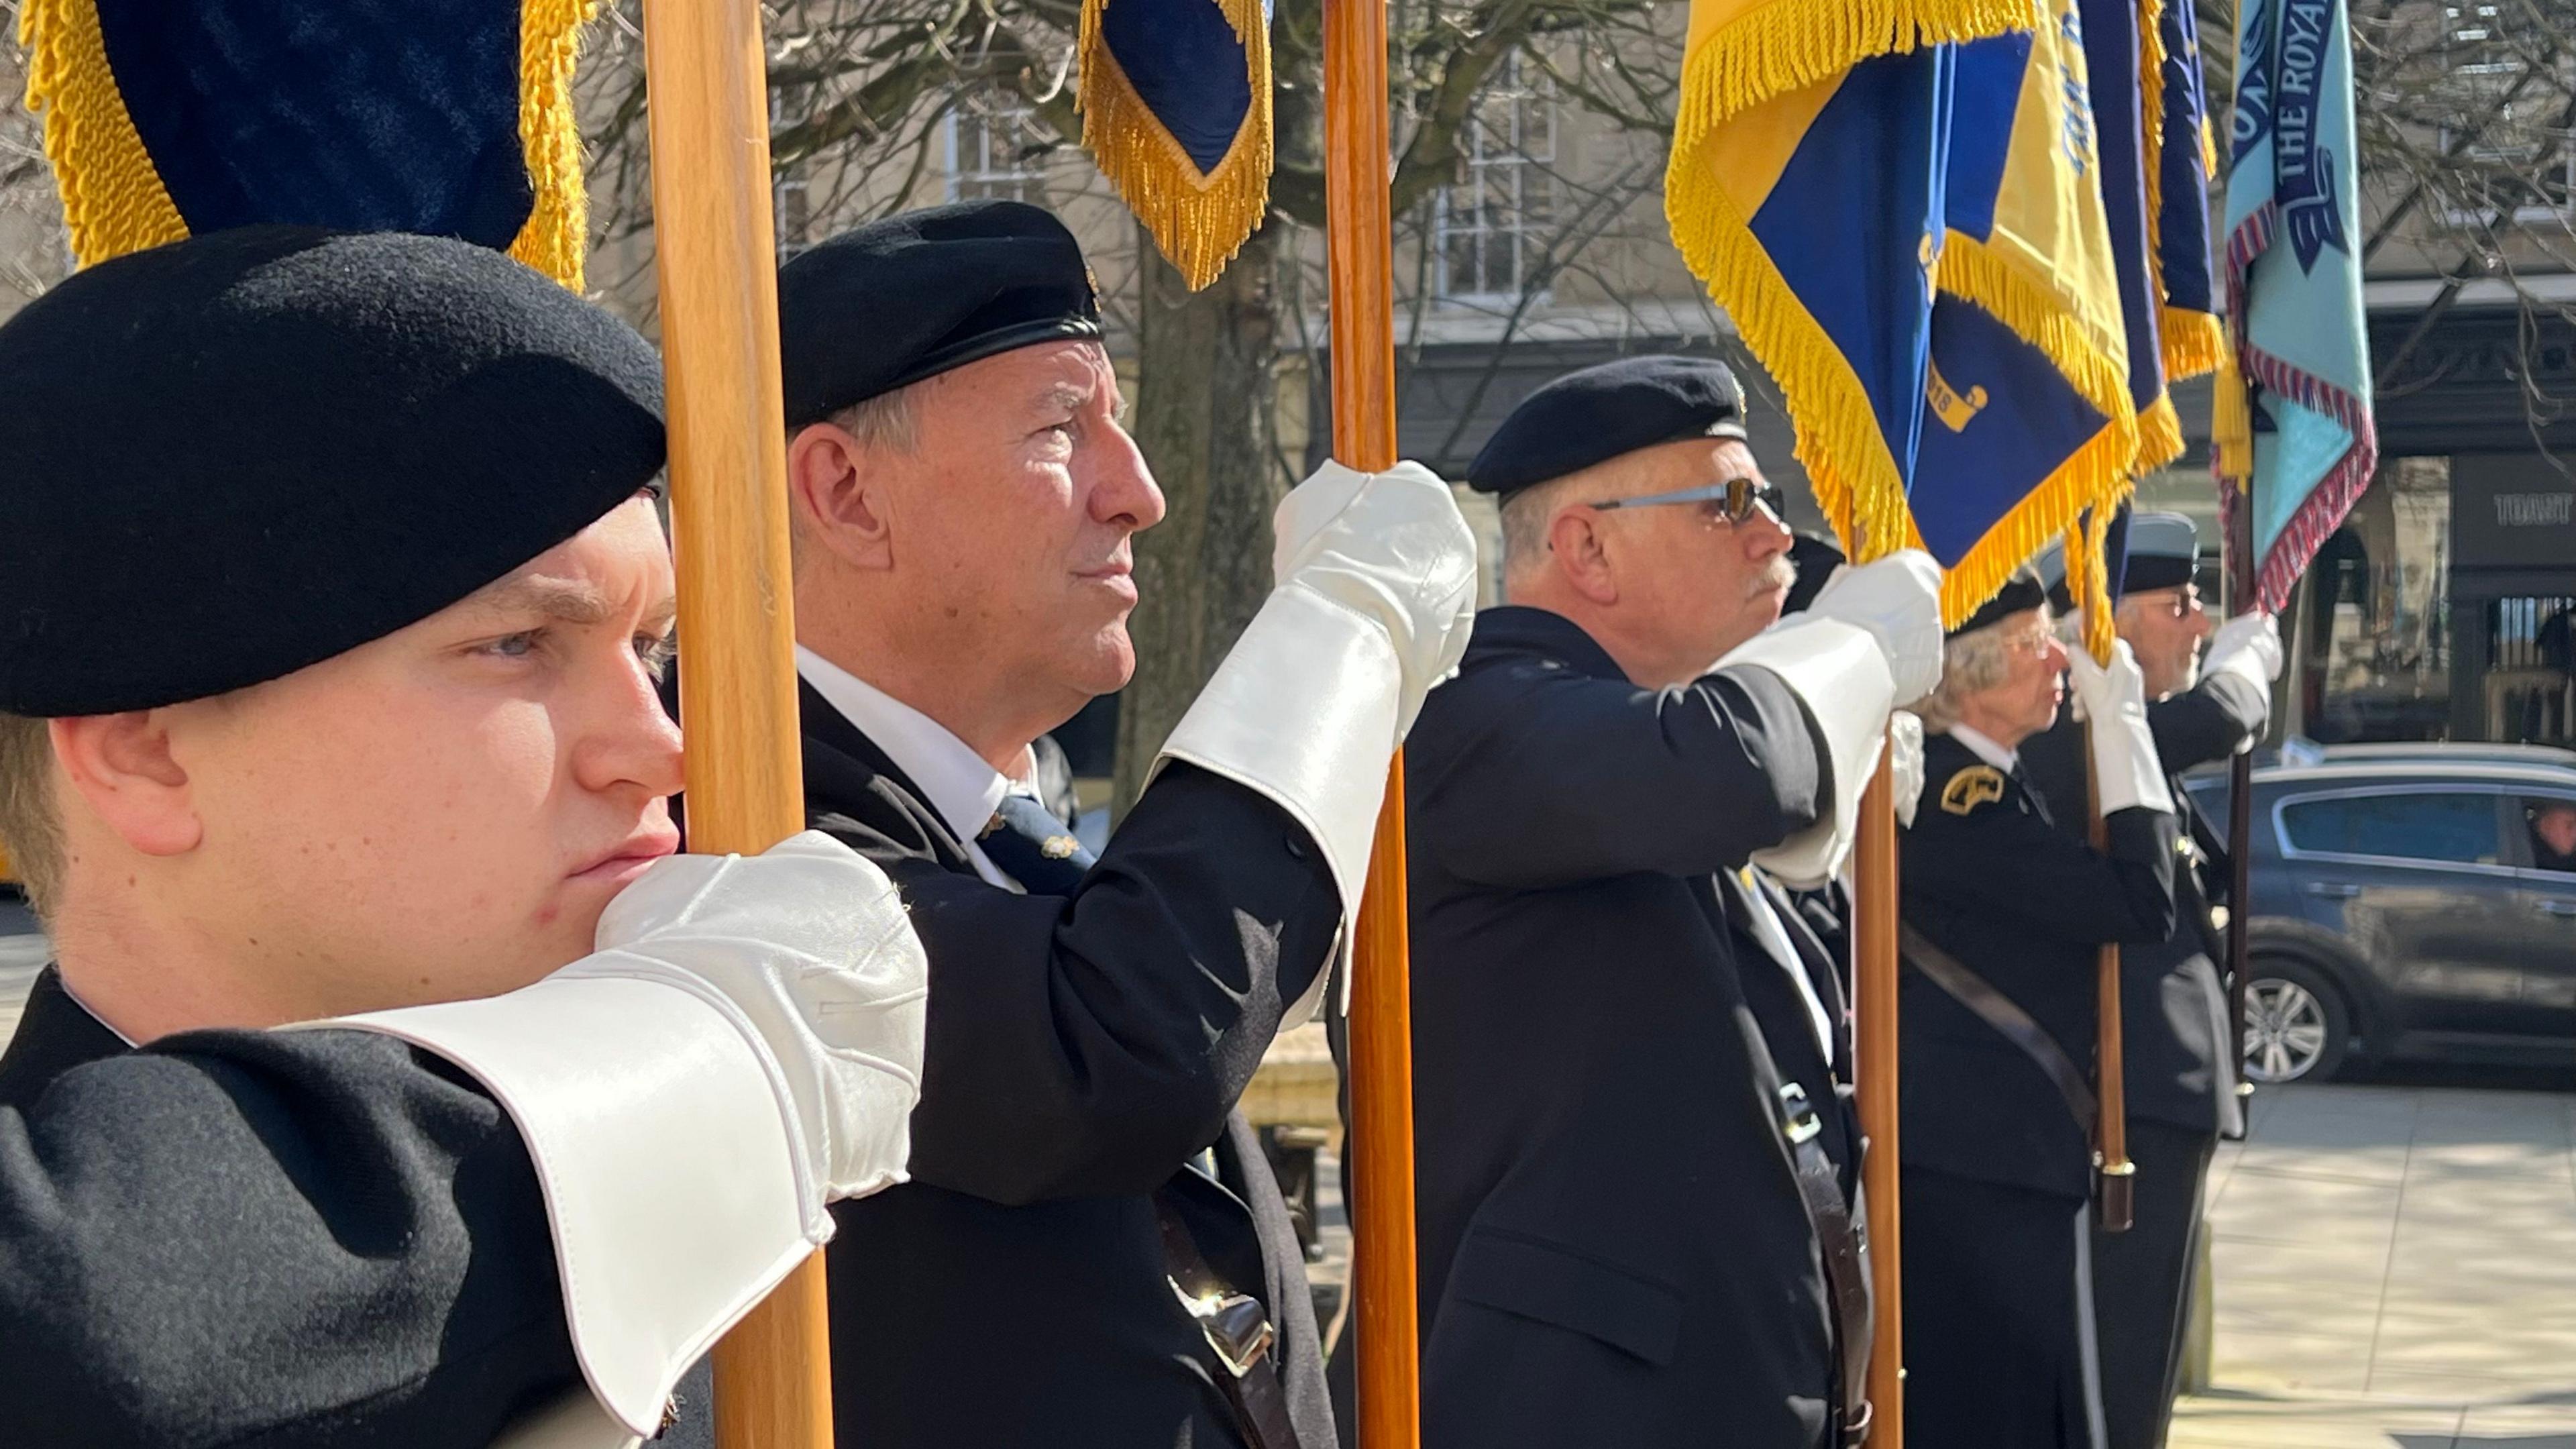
[
  {"xmin": 2202, "ymin": 610, "xmax": 2283, "ymax": 689},
  {"xmin": 1802, "ymin": 549, "xmax": 1945, "ymax": 706},
  {"xmin": 2065, "ymin": 640, "xmax": 2176, "ymax": 817},
  {"xmin": 1270, "ymin": 460, "xmax": 1481, "ymax": 742},
  {"xmin": 571, "ymin": 829, "xmax": 928, "ymax": 1216}
]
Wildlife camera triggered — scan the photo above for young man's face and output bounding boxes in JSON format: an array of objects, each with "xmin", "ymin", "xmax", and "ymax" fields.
[{"xmin": 166, "ymin": 496, "xmax": 682, "ymax": 1016}]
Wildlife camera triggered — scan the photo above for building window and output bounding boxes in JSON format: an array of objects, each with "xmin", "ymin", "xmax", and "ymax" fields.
[
  {"xmin": 1433, "ymin": 54, "xmax": 1558, "ymax": 301},
  {"xmin": 2437, "ymin": 4, "xmax": 2575, "ymax": 224},
  {"xmin": 949, "ymin": 93, "xmax": 1049, "ymax": 205}
]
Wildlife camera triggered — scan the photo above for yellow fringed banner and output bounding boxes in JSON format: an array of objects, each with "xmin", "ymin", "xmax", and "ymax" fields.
[
  {"xmin": 1078, "ymin": 0, "xmax": 1273, "ymax": 292},
  {"xmin": 20, "ymin": 0, "xmax": 595, "ymax": 289}
]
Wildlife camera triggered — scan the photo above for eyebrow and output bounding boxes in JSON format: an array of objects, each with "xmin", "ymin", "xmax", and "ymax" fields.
[{"xmin": 474, "ymin": 576, "xmax": 620, "ymax": 627}]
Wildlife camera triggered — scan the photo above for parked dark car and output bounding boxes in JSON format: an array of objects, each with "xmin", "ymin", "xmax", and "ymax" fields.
[{"xmin": 2186, "ymin": 757, "xmax": 2576, "ymax": 1083}]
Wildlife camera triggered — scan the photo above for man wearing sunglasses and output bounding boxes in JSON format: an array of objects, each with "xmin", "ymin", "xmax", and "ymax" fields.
[
  {"xmin": 1392, "ymin": 355, "xmax": 1945, "ymax": 1449},
  {"xmin": 2022, "ymin": 515, "xmax": 2282, "ymax": 1449}
]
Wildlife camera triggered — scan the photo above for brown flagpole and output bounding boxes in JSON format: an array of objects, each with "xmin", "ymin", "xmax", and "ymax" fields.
[
  {"xmin": 1320, "ymin": 0, "xmax": 1421, "ymax": 1441},
  {"xmin": 2088, "ymin": 735, "xmax": 2136, "ymax": 1234},
  {"xmin": 1854, "ymin": 740, "xmax": 1903, "ymax": 1447},
  {"xmin": 640, "ymin": 1, "xmax": 836, "ymax": 1444}
]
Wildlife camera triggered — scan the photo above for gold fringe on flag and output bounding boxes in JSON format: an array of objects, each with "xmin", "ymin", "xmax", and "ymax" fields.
[
  {"xmin": 2211, "ymin": 342, "xmax": 2254, "ymax": 482},
  {"xmin": 1673, "ymin": 0, "xmax": 2033, "ymax": 129},
  {"xmin": 21, "ymin": 0, "xmax": 594, "ymax": 288},
  {"xmin": 2057, "ymin": 500, "xmax": 2127, "ymax": 663},
  {"xmin": 1079, "ymin": 0, "xmax": 1273, "ymax": 292},
  {"xmin": 19, "ymin": 0, "xmax": 186, "ymax": 266},
  {"xmin": 509, "ymin": 0, "xmax": 596, "ymax": 290}
]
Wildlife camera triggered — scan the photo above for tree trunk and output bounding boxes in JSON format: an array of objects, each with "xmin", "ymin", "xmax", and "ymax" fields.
[{"xmin": 1112, "ymin": 221, "xmax": 1285, "ymax": 817}]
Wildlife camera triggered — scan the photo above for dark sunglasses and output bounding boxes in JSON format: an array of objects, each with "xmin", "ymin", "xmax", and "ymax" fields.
[{"xmin": 1585, "ymin": 476, "xmax": 1784, "ymax": 525}]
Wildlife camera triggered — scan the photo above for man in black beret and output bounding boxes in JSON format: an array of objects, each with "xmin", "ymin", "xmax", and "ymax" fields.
[
  {"xmin": 765, "ymin": 199, "xmax": 1476, "ymax": 1449},
  {"xmin": 1387, "ymin": 353, "xmax": 1943, "ymax": 1448},
  {"xmin": 1896, "ymin": 573, "xmax": 2180, "ymax": 1449},
  {"xmin": 0, "ymin": 227, "xmax": 930, "ymax": 1448},
  {"xmin": 2023, "ymin": 516, "xmax": 2281, "ymax": 1449}
]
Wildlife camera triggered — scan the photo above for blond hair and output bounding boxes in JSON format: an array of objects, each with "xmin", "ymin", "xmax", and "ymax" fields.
[{"xmin": 0, "ymin": 712, "xmax": 62, "ymax": 915}]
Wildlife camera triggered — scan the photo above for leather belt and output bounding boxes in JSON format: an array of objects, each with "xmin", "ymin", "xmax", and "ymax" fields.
[
  {"xmin": 1900, "ymin": 924, "xmax": 2096, "ymax": 1130},
  {"xmin": 1155, "ymin": 1186, "xmax": 1299, "ymax": 1449},
  {"xmin": 1772, "ymin": 1081, "xmax": 1874, "ymax": 1448}
]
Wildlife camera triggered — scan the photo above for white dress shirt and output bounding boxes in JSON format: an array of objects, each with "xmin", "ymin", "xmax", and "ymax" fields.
[
  {"xmin": 1735, "ymin": 868, "xmax": 1835, "ymax": 1059},
  {"xmin": 1945, "ymin": 721, "xmax": 2020, "ymax": 774},
  {"xmin": 796, "ymin": 645, "xmax": 1016, "ymax": 889}
]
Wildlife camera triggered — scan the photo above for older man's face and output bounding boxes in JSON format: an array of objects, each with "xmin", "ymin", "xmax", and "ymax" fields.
[
  {"xmin": 1587, "ymin": 437, "xmax": 1796, "ymax": 674},
  {"xmin": 876, "ymin": 340, "xmax": 1165, "ymax": 716},
  {"xmin": 2121, "ymin": 584, "xmax": 2212, "ymax": 700}
]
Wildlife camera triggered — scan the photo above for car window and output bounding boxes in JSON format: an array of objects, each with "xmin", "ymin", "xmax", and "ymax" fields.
[
  {"xmin": 2280, "ymin": 792, "xmax": 2503, "ymax": 865},
  {"xmin": 2516, "ymin": 795, "xmax": 2576, "ymax": 872}
]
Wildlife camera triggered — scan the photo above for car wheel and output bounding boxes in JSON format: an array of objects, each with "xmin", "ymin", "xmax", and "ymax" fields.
[{"xmin": 2241, "ymin": 957, "xmax": 2351, "ymax": 1084}]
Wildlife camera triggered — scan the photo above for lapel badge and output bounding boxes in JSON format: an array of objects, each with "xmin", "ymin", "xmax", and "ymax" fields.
[
  {"xmin": 1042, "ymin": 835, "xmax": 1079, "ymax": 861},
  {"xmin": 1940, "ymin": 765, "xmax": 2007, "ymax": 816}
]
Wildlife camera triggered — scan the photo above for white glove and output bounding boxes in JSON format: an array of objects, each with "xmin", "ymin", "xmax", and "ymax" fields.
[
  {"xmin": 1890, "ymin": 710, "xmax": 1927, "ymax": 828},
  {"xmin": 568, "ymin": 830, "xmax": 928, "ymax": 1209},
  {"xmin": 314, "ymin": 830, "xmax": 928, "ymax": 1437},
  {"xmin": 1268, "ymin": 459, "xmax": 1481, "ymax": 741},
  {"xmin": 1801, "ymin": 549, "xmax": 1945, "ymax": 705},
  {"xmin": 2066, "ymin": 641, "xmax": 2177, "ymax": 816},
  {"xmin": 2203, "ymin": 611, "xmax": 2283, "ymax": 690}
]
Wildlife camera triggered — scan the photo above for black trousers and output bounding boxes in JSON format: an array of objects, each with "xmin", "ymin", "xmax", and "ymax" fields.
[
  {"xmin": 2090, "ymin": 1120, "xmax": 2216, "ymax": 1449},
  {"xmin": 1902, "ymin": 1167, "xmax": 2103, "ymax": 1449}
]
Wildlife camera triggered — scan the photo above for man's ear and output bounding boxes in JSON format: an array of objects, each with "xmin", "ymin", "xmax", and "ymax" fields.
[
  {"xmin": 1548, "ymin": 505, "xmax": 1619, "ymax": 606},
  {"xmin": 786, "ymin": 422, "xmax": 895, "ymax": 572},
  {"xmin": 49, "ymin": 712, "xmax": 201, "ymax": 858}
]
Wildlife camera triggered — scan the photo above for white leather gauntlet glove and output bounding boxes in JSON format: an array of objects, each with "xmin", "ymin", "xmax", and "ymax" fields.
[
  {"xmin": 568, "ymin": 830, "xmax": 928, "ymax": 1209},
  {"xmin": 315, "ymin": 830, "xmax": 928, "ymax": 1438},
  {"xmin": 1801, "ymin": 549, "xmax": 1947, "ymax": 705},
  {"xmin": 2202, "ymin": 610, "xmax": 2284, "ymax": 691},
  {"xmin": 2068, "ymin": 641, "xmax": 2177, "ymax": 816},
  {"xmin": 1157, "ymin": 460, "xmax": 1479, "ymax": 1021},
  {"xmin": 1890, "ymin": 710, "xmax": 1927, "ymax": 828}
]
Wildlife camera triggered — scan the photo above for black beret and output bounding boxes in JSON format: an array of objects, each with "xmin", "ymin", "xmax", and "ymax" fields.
[
  {"xmin": 0, "ymin": 227, "xmax": 667, "ymax": 717},
  {"xmin": 1949, "ymin": 570, "xmax": 2051, "ymax": 639},
  {"xmin": 779, "ymin": 200, "xmax": 1103, "ymax": 428},
  {"xmin": 1468, "ymin": 355, "xmax": 1750, "ymax": 496},
  {"xmin": 2036, "ymin": 511, "xmax": 2198, "ymax": 611}
]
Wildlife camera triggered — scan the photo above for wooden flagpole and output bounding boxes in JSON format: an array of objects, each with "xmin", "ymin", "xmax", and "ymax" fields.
[
  {"xmin": 640, "ymin": 1, "xmax": 836, "ymax": 1444},
  {"xmin": 1321, "ymin": 0, "xmax": 1421, "ymax": 1440},
  {"xmin": 1854, "ymin": 743, "xmax": 1903, "ymax": 1448}
]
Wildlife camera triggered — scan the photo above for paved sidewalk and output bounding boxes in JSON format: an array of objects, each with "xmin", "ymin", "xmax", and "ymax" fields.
[{"xmin": 2177, "ymin": 1079, "xmax": 2576, "ymax": 1448}]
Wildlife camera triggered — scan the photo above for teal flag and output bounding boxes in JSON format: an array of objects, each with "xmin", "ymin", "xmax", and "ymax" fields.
[{"xmin": 2217, "ymin": 0, "xmax": 2376, "ymax": 612}]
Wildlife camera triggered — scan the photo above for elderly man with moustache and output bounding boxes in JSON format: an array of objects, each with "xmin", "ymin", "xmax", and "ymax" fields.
[
  {"xmin": 757, "ymin": 201, "xmax": 1479, "ymax": 1449},
  {"xmin": 1896, "ymin": 572, "xmax": 2182, "ymax": 1449},
  {"xmin": 1387, "ymin": 356, "xmax": 1945, "ymax": 1449},
  {"xmin": 2022, "ymin": 516, "xmax": 2282, "ymax": 1449}
]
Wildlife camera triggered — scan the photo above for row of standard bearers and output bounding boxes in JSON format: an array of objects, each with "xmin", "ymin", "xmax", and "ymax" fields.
[{"xmin": 0, "ymin": 199, "xmax": 2275, "ymax": 1449}]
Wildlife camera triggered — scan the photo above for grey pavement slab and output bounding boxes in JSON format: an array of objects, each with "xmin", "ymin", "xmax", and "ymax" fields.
[{"xmin": 2177, "ymin": 1078, "xmax": 2576, "ymax": 1449}]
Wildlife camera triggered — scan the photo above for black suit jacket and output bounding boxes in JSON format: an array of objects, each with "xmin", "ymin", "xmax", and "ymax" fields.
[
  {"xmin": 790, "ymin": 681, "xmax": 1342, "ymax": 1449},
  {"xmin": 2019, "ymin": 670, "xmax": 2267, "ymax": 1137},
  {"xmin": 1400, "ymin": 606, "xmax": 1842, "ymax": 1449},
  {"xmin": 1898, "ymin": 733, "xmax": 2180, "ymax": 1201},
  {"xmin": 0, "ymin": 969, "xmax": 631, "ymax": 1448}
]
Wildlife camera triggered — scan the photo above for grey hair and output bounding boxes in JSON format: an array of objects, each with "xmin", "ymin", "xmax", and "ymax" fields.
[
  {"xmin": 1497, "ymin": 473, "xmax": 1578, "ymax": 584},
  {"xmin": 788, "ymin": 384, "xmax": 920, "ymax": 577},
  {"xmin": 0, "ymin": 711, "xmax": 62, "ymax": 918},
  {"xmin": 1913, "ymin": 619, "xmax": 2029, "ymax": 734}
]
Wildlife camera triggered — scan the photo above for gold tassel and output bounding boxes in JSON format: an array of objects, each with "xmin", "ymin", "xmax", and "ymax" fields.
[
  {"xmin": 2212, "ymin": 340, "xmax": 2253, "ymax": 482},
  {"xmin": 1079, "ymin": 0, "xmax": 1273, "ymax": 291},
  {"xmin": 509, "ymin": 0, "xmax": 596, "ymax": 291},
  {"xmin": 21, "ymin": 0, "xmax": 186, "ymax": 267}
]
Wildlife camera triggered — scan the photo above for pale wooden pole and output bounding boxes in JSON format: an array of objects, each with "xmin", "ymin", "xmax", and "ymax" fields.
[
  {"xmin": 1321, "ymin": 0, "xmax": 1421, "ymax": 1441},
  {"xmin": 641, "ymin": 1, "xmax": 835, "ymax": 1444}
]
